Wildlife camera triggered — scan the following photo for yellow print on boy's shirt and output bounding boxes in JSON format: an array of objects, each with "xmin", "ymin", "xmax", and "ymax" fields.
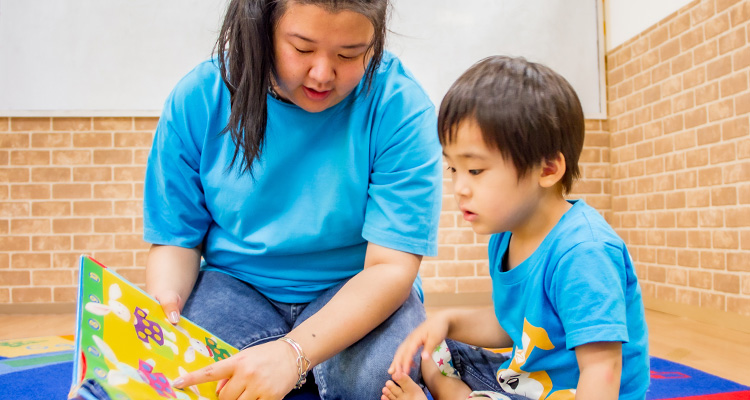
[{"xmin": 495, "ymin": 319, "xmax": 576, "ymax": 400}]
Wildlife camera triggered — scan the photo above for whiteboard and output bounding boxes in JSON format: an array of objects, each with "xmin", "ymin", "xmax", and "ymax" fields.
[{"xmin": 0, "ymin": 0, "xmax": 605, "ymax": 118}]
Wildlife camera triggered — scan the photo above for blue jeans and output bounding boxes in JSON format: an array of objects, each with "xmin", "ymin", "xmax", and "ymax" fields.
[
  {"xmin": 182, "ymin": 270, "xmax": 425, "ymax": 400},
  {"xmin": 443, "ymin": 340, "xmax": 529, "ymax": 400}
]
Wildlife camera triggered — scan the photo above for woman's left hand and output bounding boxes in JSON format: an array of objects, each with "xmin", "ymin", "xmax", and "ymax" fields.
[{"xmin": 173, "ymin": 339, "xmax": 301, "ymax": 400}]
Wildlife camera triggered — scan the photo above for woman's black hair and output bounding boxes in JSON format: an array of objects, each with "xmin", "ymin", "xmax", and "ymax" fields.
[{"xmin": 215, "ymin": 0, "xmax": 389, "ymax": 175}]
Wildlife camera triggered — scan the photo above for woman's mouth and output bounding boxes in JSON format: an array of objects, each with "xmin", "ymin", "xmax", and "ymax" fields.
[{"xmin": 303, "ymin": 86, "xmax": 332, "ymax": 101}]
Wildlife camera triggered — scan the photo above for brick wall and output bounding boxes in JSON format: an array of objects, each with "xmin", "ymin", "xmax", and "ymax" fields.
[
  {"xmin": 0, "ymin": 117, "xmax": 155, "ymax": 306},
  {"xmin": 607, "ymin": 0, "xmax": 750, "ymax": 316}
]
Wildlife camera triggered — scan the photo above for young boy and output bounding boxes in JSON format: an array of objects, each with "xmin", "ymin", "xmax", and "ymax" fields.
[{"xmin": 382, "ymin": 56, "xmax": 649, "ymax": 400}]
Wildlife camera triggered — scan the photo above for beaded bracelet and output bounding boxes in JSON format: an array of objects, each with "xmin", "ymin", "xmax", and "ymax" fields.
[{"xmin": 279, "ymin": 337, "xmax": 311, "ymax": 389}]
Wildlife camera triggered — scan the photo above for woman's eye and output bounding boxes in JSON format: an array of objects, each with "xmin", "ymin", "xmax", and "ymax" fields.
[
  {"xmin": 295, "ymin": 47, "xmax": 312, "ymax": 54},
  {"xmin": 338, "ymin": 54, "xmax": 356, "ymax": 60},
  {"xmin": 469, "ymin": 169, "xmax": 483, "ymax": 176}
]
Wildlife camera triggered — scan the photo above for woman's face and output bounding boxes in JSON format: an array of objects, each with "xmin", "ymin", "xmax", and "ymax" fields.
[{"xmin": 272, "ymin": 3, "xmax": 375, "ymax": 113}]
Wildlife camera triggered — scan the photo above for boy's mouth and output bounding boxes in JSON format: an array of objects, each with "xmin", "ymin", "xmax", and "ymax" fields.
[{"xmin": 462, "ymin": 210, "xmax": 477, "ymax": 221}]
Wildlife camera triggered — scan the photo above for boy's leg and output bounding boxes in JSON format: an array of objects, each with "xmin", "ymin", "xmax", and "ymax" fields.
[
  {"xmin": 181, "ymin": 270, "xmax": 291, "ymax": 350},
  {"xmin": 293, "ymin": 281, "xmax": 426, "ymax": 400}
]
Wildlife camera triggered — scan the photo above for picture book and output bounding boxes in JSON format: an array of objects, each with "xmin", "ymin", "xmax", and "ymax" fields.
[{"xmin": 68, "ymin": 255, "xmax": 239, "ymax": 400}]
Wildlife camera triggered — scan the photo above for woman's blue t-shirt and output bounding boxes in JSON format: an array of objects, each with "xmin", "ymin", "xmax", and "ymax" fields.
[{"xmin": 143, "ymin": 52, "xmax": 442, "ymax": 303}]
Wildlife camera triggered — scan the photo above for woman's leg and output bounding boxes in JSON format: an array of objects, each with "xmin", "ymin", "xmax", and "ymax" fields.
[
  {"xmin": 293, "ymin": 281, "xmax": 426, "ymax": 400},
  {"xmin": 181, "ymin": 270, "xmax": 291, "ymax": 350}
]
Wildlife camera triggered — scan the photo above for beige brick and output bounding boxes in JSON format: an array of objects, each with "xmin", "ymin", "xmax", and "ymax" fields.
[
  {"xmin": 724, "ymin": 161, "xmax": 750, "ymax": 184},
  {"xmin": 712, "ymin": 186, "xmax": 738, "ymax": 206},
  {"xmin": 718, "ymin": 27, "xmax": 747, "ymax": 54},
  {"xmin": 623, "ymin": 59, "xmax": 641, "ymax": 79},
  {"xmin": 714, "ymin": 230, "xmax": 739, "ymax": 249},
  {"xmin": 113, "ymin": 166, "xmax": 145, "ymax": 181},
  {"xmin": 73, "ymin": 234, "xmax": 114, "ymax": 250},
  {"xmin": 0, "ymin": 288, "xmax": 9, "ymax": 303},
  {"xmin": 52, "ymin": 183, "xmax": 92, "ymax": 199},
  {"xmin": 683, "ymin": 67, "xmax": 706, "ymax": 91},
  {"xmin": 31, "ymin": 235, "xmax": 71, "ymax": 251},
  {"xmin": 727, "ymin": 252, "xmax": 750, "ymax": 271},
  {"xmin": 52, "ymin": 117, "xmax": 92, "ymax": 131},
  {"xmin": 714, "ymin": 272, "xmax": 740, "ymax": 293},
  {"xmin": 698, "ymin": 166, "xmax": 723, "ymax": 186},
  {"xmin": 0, "ymin": 117, "xmax": 7, "ymax": 132},
  {"xmin": 114, "ymin": 200, "xmax": 142, "ymax": 216},
  {"xmin": 422, "ymin": 278, "xmax": 456, "ymax": 294},
  {"xmin": 31, "ymin": 132, "xmax": 71, "ymax": 148},
  {"xmin": 437, "ymin": 262, "xmax": 475, "ymax": 277},
  {"xmin": 686, "ymin": 148, "xmax": 709, "ymax": 168},
  {"xmin": 689, "ymin": 270, "xmax": 713, "ymax": 289},
  {"xmin": 31, "ymin": 269, "xmax": 73, "ymax": 286},
  {"xmin": 680, "ymin": 25, "xmax": 704, "ymax": 50},
  {"xmin": 710, "ymin": 142, "xmax": 737, "ymax": 164},
  {"xmin": 73, "ymin": 133, "xmax": 112, "ymax": 148},
  {"xmin": 52, "ymin": 150, "xmax": 92, "ymax": 165},
  {"xmin": 677, "ymin": 249, "xmax": 700, "ymax": 267},
  {"xmin": 726, "ymin": 207, "xmax": 750, "ymax": 227},
  {"xmin": 660, "ymin": 38, "xmax": 682, "ymax": 62},
  {"xmin": 73, "ymin": 201, "xmax": 112, "ymax": 217},
  {"xmin": 677, "ymin": 288, "xmax": 701, "ymax": 306},
  {"xmin": 697, "ymin": 124, "xmax": 722, "ymax": 145},
  {"xmin": 115, "ymin": 132, "xmax": 153, "ymax": 147},
  {"xmin": 91, "ymin": 251, "xmax": 134, "ymax": 268},
  {"xmin": 666, "ymin": 267, "xmax": 688, "ymax": 285},
  {"xmin": 643, "ymin": 86, "xmax": 661, "ymax": 105},
  {"xmin": 663, "ymin": 114, "xmax": 684, "ymax": 134},
  {"xmin": 12, "ymin": 287, "xmax": 52, "ymax": 303},
  {"xmin": 685, "ymin": 107, "xmax": 708, "ymax": 129},
  {"xmin": 706, "ymin": 13, "xmax": 730, "ymax": 39},
  {"xmin": 667, "ymin": 230, "xmax": 687, "ymax": 247},
  {"xmin": 10, "ymin": 150, "xmax": 50, "ymax": 165},
  {"xmin": 676, "ymin": 209, "xmax": 697, "ymax": 227},
  {"xmin": 94, "ymin": 217, "xmax": 133, "ymax": 233},
  {"xmin": 94, "ymin": 149, "xmax": 133, "ymax": 165},
  {"xmin": 457, "ymin": 277, "xmax": 492, "ymax": 293},
  {"xmin": 670, "ymin": 12, "xmax": 692, "ymax": 38},
  {"xmin": 671, "ymin": 53, "xmax": 693, "ymax": 74},
  {"xmin": 688, "ymin": 188, "xmax": 711, "ymax": 207},
  {"xmin": 134, "ymin": 117, "xmax": 159, "ymax": 131},
  {"xmin": 0, "ymin": 202, "xmax": 30, "ymax": 218},
  {"xmin": 0, "ymin": 220, "xmax": 7, "ymax": 234},
  {"xmin": 736, "ymin": 92, "xmax": 750, "ymax": 115},
  {"xmin": 31, "ymin": 167, "xmax": 71, "ymax": 182},
  {"xmin": 656, "ymin": 285, "xmax": 677, "ymax": 302},
  {"xmin": 114, "ymin": 234, "xmax": 149, "ymax": 250},
  {"xmin": 0, "ymin": 133, "xmax": 29, "ymax": 148},
  {"xmin": 722, "ymin": 116, "xmax": 749, "ymax": 140},
  {"xmin": 52, "ymin": 218, "xmax": 92, "ymax": 234},
  {"xmin": 10, "ymin": 184, "xmax": 51, "ymax": 200},
  {"xmin": 694, "ymin": 41, "xmax": 718, "ymax": 65},
  {"xmin": 649, "ymin": 25, "xmax": 670, "ymax": 48},
  {"xmin": 52, "ymin": 253, "xmax": 80, "ymax": 269},
  {"xmin": 11, "ymin": 253, "xmax": 51, "ymax": 269},
  {"xmin": 734, "ymin": 47, "xmax": 750, "ymax": 71},
  {"xmin": 10, "ymin": 219, "xmax": 50, "ymax": 235},
  {"xmin": 0, "ymin": 270, "xmax": 31, "ymax": 285},
  {"xmin": 11, "ymin": 118, "xmax": 51, "ymax": 132},
  {"xmin": 73, "ymin": 167, "xmax": 111, "ymax": 182},
  {"xmin": 93, "ymin": 118, "xmax": 133, "ymax": 131},
  {"xmin": 93, "ymin": 184, "xmax": 132, "ymax": 199},
  {"xmin": 720, "ymin": 72, "xmax": 749, "ymax": 98},
  {"xmin": 696, "ymin": 82, "xmax": 720, "ymax": 105},
  {"xmin": 701, "ymin": 292, "xmax": 726, "ymax": 311},
  {"xmin": 709, "ymin": 99, "xmax": 734, "ymax": 122},
  {"xmin": 133, "ymin": 149, "xmax": 150, "ymax": 165},
  {"xmin": 727, "ymin": 297, "xmax": 750, "ymax": 317},
  {"xmin": 53, "ymin": 286, "xmax": 78, "ymax": 303}
]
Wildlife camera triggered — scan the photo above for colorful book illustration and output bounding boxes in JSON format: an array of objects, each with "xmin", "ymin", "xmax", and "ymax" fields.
[{"xmin": 69, "ymin": 255, "xmax": 239, "ymax": 400}]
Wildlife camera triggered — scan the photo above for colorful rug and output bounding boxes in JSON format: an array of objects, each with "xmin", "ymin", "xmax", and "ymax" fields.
[{"xmin": 1, "ymin": 336, "xmax": 748, "ymax": 399}]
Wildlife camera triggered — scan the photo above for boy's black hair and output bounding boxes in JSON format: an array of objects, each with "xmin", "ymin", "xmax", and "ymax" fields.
[{"xmin": 438, "ymin": 56, "xmax": 585, "ymax": 194}]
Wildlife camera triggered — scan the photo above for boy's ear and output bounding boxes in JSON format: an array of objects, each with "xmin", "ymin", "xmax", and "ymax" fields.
[{"xmin": 538, "ymin": 152, "xmax": 566, "ymax": 189}]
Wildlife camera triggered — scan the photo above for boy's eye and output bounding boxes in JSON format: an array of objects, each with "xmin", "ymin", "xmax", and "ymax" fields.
[
  {"xmin": 446, "ymin": 166, "xmax": 456, "ymax": 173},
  {"xmin": 469, "ymin": 169, "xmax": 483, "ymax": 176}
]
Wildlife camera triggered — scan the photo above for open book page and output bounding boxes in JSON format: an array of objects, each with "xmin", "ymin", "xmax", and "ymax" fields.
[{"xmin": 69, "ymin": 255, "xmax": 238, "ymax": 400}]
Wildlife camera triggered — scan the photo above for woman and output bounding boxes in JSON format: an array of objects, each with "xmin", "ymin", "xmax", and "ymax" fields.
[{"xmin": 143, "ymin": 0, "xmax": 442, "ymax": 399}]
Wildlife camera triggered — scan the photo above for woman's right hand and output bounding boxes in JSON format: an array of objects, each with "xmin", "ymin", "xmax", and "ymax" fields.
[
  {"xmin": 145, "ymin": 244, "xmax": 202, "ymax": 325},
  {"xmin": 388, "ymin": 312, "xmax": 451, "ymax": 375}
]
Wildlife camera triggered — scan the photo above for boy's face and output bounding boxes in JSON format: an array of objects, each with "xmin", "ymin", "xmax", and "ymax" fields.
[{"xmin": 443, "ymin": 119, "xmax": 543, "ymax": 235}]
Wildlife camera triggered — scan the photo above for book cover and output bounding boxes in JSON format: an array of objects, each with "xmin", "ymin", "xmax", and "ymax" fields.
[{"xmin": 68, "ymin": 255, "xmax": 239, "ymax": 400}]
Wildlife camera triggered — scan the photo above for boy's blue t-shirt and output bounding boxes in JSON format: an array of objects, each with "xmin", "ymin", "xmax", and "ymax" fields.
[
  {"xmin": 490, "ymin": 200, "xmax": 649, "ymax": 399},
  {"xmin": 143, "ymin": 51, "xmax": 442, "ymax": 303}
]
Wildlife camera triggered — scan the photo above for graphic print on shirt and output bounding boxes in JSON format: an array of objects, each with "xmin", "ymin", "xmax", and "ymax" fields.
[{"xmin": 495, "ymin": 319, "xmax": 576, "ymax": 400}]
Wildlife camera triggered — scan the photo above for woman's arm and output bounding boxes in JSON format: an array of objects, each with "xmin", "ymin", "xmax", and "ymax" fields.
[
  {"xmin": 575, "ymin": 341, "xmax": 622, "ymax": 399},
  {"xmin": 173, "ymin": 242, "xmax": 423, "ymax": 398},
  {"xmin": 145, "ymin": 244, "xmax": 202, "ymax": 324}
]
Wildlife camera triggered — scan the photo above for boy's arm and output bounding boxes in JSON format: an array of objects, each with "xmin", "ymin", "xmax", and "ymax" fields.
[{"xmin": 575, "ymin": 341, "xmax": 622, "ymax": 399}]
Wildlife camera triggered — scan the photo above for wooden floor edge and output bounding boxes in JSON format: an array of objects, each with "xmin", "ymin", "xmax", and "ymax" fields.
[
  {"xmin": 0, "ymin": 303, "xmax": 77, "ymax": 314},
  {"xmin": 642, "ymin": 296, "xmax": 750, "ymax": 334}
]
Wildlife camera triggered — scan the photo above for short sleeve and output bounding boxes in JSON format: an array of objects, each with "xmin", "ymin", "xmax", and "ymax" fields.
[
  {"xmin": 550, "ymin": 241, "xmax": 630, "ymax": 350},
  {"xmin": 362, "ymin": 100, "xmax": 442, "ymax": 257},
  {"xmin": 142, "ymin": 79, "xmax": 213, "ymax": 248}
]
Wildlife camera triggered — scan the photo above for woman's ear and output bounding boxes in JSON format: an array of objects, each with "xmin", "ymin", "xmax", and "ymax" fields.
[{"xmin": 538, "ymin": 152, "xmax": 566, "ymax": 189}]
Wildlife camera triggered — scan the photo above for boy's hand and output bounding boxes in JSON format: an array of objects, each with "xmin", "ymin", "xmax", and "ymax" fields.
[
  {"xmin": 575, "ymin": 341, "xmax": 622, "ymax": 399},
  {"xmin": 388, "ymin": 313, "xmax": 450, "ymax": 375}
]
